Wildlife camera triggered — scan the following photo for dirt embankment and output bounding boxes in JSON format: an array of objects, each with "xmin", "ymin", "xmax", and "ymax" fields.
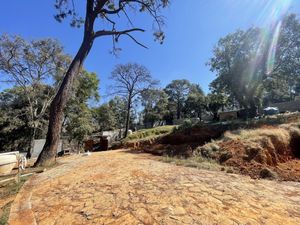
[
  {"xmin": 205, "ymin": 124, "xmax": 300, "ymax": 181},
  {"xmin": 125, "ymin": 118, "xmax": 300, "ymax": 181},
  {"xmin": 125, "ymin": 124, "xmax": 237, "ymax": 157}
]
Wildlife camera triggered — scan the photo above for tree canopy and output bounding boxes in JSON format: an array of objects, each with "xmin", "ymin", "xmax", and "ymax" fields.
[
  {"xmin": 165, "ymin": 79, "xmax": 191, "ymax": 119},
  {"xmin": 208, "ymin": 14, "xmax": 300, "ymax": 117},
  {"xmin": 110, "ymin": 63, "xmax": 157, "ymax": 136}
]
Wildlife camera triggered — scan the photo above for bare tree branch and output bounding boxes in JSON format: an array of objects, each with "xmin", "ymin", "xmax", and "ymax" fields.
[{"xmin": 93, "ymin": 28, "xmax": 145, "ymax": 38}]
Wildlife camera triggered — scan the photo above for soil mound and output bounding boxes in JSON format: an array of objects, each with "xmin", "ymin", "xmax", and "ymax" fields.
[
  {"xmin": 123, "ymin": 115, "xmax": 300, "ymax": 181},
  {"xmin": 197, "ymin": 124, "xmax": 300, "ymax": 181}
]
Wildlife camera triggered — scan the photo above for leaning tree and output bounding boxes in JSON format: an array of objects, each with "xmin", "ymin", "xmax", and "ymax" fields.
[{"xmin": 35, "ymin": 0, "xmax": 169, "ymax": 166}]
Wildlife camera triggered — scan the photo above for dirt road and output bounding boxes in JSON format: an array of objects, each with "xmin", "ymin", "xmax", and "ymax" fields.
[{"xmin": 9, "ymin": 150, "xmax": 300, "ymax": 225}]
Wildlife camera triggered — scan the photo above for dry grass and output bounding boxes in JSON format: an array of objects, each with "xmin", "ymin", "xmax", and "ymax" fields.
[
  {"xmin": 194, "ymin": 141, "xmax": 220, "ymax": 158},
  {"xmin": 223, "ymin": 123, "xmax": 300, "ymax": 150},
  {"xmin": 197, "ymin": 122, "xmax": 300, "ymax": 165},
  {"xmin": 224, "ymin": 127, "xmax": 291, "ymax": 153},
  {"xmin": 161, "ymin": 155, "xmax": 231, "ymax": 172},
  {"xmin": 225, "ymin": 128, "xmax": 289, "ymax": 141},
  {"xmin": 124, "ymin": 125, "xmax": 176, "ymax": 142}
]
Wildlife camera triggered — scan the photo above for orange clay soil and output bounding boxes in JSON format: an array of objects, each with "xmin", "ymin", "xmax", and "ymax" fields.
[
  {"xmin": 217, "ymin": 139, "xmax": 300, "ymax": 181},
  {"xmin": 130, "ymin": 124, "xmax": 300, "ymax": 181},
  {"xmin": 9, "ymin": 150, "xmax": 300, "ymax": 225}
]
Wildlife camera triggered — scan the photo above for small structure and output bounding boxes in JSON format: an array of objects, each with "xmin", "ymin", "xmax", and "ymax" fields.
[
  {"xmin": 0, "ymin": 153, "xmax": 17, "ymax": 175},
  {"xmin": 31, "ymin": 139, "xmax": 62, "ymax": 158},
  {"xmin": 101, "ymin": 129, "xmax": 125, "ymax": 144},
  {"xmin": 0, "ymin": 151, "xmax": 26, "ymax": 176},
  {"xmin": 100, "ymin": 136, "xmax": 109, "ymax": 151},
  {"xmin": 84, "ymin": 129, "xmax": 125, "ymax": 152},
  {"xmin": 219, "ymin": 110, "xmax": 238, "ymax": 121},
  {"xmin": 84, "ymin": 139, "xmax": 94, "ymax": 152},
  {"xmin": 173, "ymin": 118, "xmax": 200, "ymax": 125},
  {"xmin": 263, "ymin": 107, "xmax": 279, "ymax": 115},
  {"xmin": 270, "ymin": 100, "xmax": 300, "ymax": 113}
]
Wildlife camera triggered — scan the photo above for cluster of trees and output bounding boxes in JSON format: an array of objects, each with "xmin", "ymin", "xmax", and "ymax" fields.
[
  {"xmin": 95, "ymin": 69, "xmax": 225, "ymax": 132},
  {"xmin": 1, "ymin": 0, "xmax": 170, "ymax": 166},
  {"xmin": 4, "ymin": 11, "xmax": 300, "ymax": 155},
  {"xmin": 1, "ymin": 0, "xmax": 299, "ymax": 167},
  {"xmin": 94, "ymin": 14, "xmax": 300, "ymax": 133},
  {"xmin": 34, "ymin": 0, "xmax": 170, "ymax": 166},
  {"xmin": 0, "ymin": 36, "xmax": 99, "ymax": 155},
  {"xmin": 208, "ymin": 14, "xmax": 300, "ymax": 117},
  {"xmin": 0, "ymin": 37, "xmax": 224, "ymax": 156}
]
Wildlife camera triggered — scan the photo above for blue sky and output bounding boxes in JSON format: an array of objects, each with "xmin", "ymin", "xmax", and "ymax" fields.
[{"xmin": 1, "ymin": 0, "xmax": 300, "ymax": 103}]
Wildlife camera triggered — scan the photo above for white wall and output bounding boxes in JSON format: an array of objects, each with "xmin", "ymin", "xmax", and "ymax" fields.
[{"xmin": 32, "ymin": 139, "xmax": 62, "ymax": 158}]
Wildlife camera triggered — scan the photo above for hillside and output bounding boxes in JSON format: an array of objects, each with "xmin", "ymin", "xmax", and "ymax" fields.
[{"xmin": 124, "ymin": 113, "xmax": 300, "ymax": 181}]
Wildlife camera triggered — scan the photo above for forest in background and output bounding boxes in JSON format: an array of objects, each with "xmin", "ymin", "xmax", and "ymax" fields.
[{"xmin": 1, "ymin": 13, "xmax": 300, "ymax": 153}]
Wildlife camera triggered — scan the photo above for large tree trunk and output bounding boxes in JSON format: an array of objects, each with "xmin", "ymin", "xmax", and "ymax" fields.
[
  {"xmin": 124, "ymin": 97, "xmax": 132, "ymax": 138},
  {"xmin": 198, "ymin": 108, "xmax": 202, "ymax": 121},
  {"xmin": 176, "ymin": 101, "xmax": 181, "ymax": 119},
  {"xmin": 27, "ymin": 123, "xmax": 37, "ymax": 158},
  {"xmin": 34, "ymin": 36, "xmax": 94, "ymax": 167},
  {"xmin": 34, "ymin": 0, "xmax": 95, "ymax": 167},
  {"xmin": 213, "ymin": 111, "xmax": 218, "ymax": 121}
]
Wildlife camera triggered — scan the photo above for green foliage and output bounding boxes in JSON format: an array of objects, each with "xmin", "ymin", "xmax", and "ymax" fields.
[
  {"xmin": 0, "ymin": 87, "xmax": 51, "ymax": 152},
  {"xmin": 74, "ymin": 70, "xmax": 99, "ymax": 102},
  {"xmin": 93, "ymin": 96, "xmax": 127, "ymax": 131},
  {"xmin": 64, "ymin": 70, "xmax": 100, "ymax": 143},
  {"xmin": 110, "ymin": 63, "xmax": 157, "ymax": 136},
  {"xmin": 165, "ymin": 79, "xmax": 192, "ymax": 120},
  {"xmin": 206, "ymin": 92, "xmax": 228, "ymax": 120},
  {"xmin": 195, "ymin": 142, "xmax": 220, "ymax": 159},
  {"xmin": 0, "ymin": 35, "xmax": 100, "ymax": 149},
  {"xmin": 208, "ymin": 14, "xmax": 300, "ymax": 114},
  {"xmin": 125, "ymin": 125, "xmax": 175, "ymax": 141},
  {"xmin": 263, "ymin": 14, "xmax": 300, "ymax": 103},
  {"xmin": 141, "ymin": 89, "xmax": 169, "ymax": 126},
  {"xmin": 0, "ymin": 35, "xmax": 69, "ymax": 153},
  {"xmin": 173, "ymin": 119, "xmax": 193, "ymax": 133},
  {"xmin": 0, "ymin": 201, "xmax": 11, "ymax": 225},
  {"xmin": 208, "ymin": 27, "xmax": 265, "ymax": 113},
  {"xmin": 0, "ymin": 35, "xmax": 68, "ymax": 85},
  {"xmin": 184, "ymin": 84, "xmax": 206, "ymax": 119},
  {"xmin": 65, "ymin": 103, "xmax": 94, "ymax": 142}
]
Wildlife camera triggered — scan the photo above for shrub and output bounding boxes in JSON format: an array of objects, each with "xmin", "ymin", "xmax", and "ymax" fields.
[
  {"xmin": 125, "ymin": 125, "xmax": 175, "ymax": 141},
  {"xmin": 195, "ymin": 142, "xmax": 220, "ymax": 159},
  {"xmin": 259, "ymin": 168, "xmax": 278, "ymax": 180},
  {"xmin": 219, "ymin": 151, "xmax": 233, "ymax": 163},
  {"xmin": 173, "ymin": 119, "xmax": 193, "ymax": 133},
  {"xmin": 162, "ymin": 154, "xmax": 222, "ymax": 171}
]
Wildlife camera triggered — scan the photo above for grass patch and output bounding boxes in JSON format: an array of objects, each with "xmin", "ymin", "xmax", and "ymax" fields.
[
  {"xmin": 124, "ymin": 125, "xmax": 176, "ymax": 142},
  {"xmin": 0, "ymin": 202, "xmax": 12, "ymax": 225},
  {"xmin": 0, "ymin": 176, "xmax": 29, "ymax": 225},
  {"xmin": 0, "ymin": 176, "xmax": 29, "ymax": 200},
  {"xmin": 161, "ymin": 155, "xmax": 230, "ymax": 172}
]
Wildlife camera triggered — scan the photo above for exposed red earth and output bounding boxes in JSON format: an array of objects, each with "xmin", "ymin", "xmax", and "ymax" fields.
[{"xmin": 9, "ymin": 150, "xmax": 300, "ymax": 225}]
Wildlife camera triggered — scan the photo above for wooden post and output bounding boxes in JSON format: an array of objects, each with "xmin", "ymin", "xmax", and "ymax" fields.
[{"xmin": 15, "ymin": 155, "xmax": 21, "ymax": 183}]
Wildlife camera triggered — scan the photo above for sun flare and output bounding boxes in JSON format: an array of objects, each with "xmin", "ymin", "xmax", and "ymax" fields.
[
  {"xmin": 256, "ymin": 0, "xmax": 292, "ymax": 26},
  {"xmin": 243, "ymin": 0, "xmax": 293, "ymax": 78}
]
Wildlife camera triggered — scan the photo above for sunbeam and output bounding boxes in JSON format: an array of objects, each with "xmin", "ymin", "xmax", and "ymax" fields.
[
  {"xmin": 256, "ymin": 0, "xmax": 292, "ymax": 26},
  {"xmin": 266, "ymin": 21, "xmax": 282, "ymax": 75},
  {"xmin": 242, "ymin": 0, "xmax": 293, "ymax": 80}
]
